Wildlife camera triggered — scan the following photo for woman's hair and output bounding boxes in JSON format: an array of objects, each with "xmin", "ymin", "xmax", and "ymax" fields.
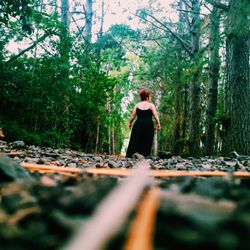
[{"xmin": 139, "ymin": 89, "xmax": 150, "ymax": 101}]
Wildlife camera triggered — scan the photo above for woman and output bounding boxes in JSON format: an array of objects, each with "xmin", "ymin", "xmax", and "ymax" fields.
[{"xmin": 126, "ymin": 89, "xmax": 161, "ymax": 158}]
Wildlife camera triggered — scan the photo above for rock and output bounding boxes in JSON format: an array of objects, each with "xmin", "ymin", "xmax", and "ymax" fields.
[
  {"xmin": 132, "ymin": 153, "xmax": 144, "ymax": 160},
  {"xmin": 238, "ymin": 155, "xmax": 250, "ymax": 161},
  {"xmin": 107, "ymin": 161, "xmax": 120, "ymax": 168},
  {"xmin": 0, "ymin": 156, "xmax": 31, "ymax": 183},
  {"xmin": 0, "ymin": 140, "xmax": 7, "ymax": 150},
  {"xmin": 9, "ymin": 141, "xmax": 26, "ymax": 149},
  {"xmin": 67, "ymin": 163, "xmax": 77, "ymax": 168},
  {"xmin": 93, "ymin": 156, "xmax": 103, "ymax": 162},
  {"xmin": 224, "ymin": 161, "xmax": 237, "ymax": 168},
  {"xmin": 36, "ymin": 158, "xmax": 45, "ymax": 164},
  {"xmin": 228, "ymin": 151, "xmax": 239, "ymax": 159},
  {"xmin": 123, "ymin": 161, "xmax": 133, "ymax": 168},
  {"xmin": 158, "ymin": 151, "xmax": 172, "ymax": 159},
  {"xmin": 43, "ymin": 152, "xmax": 60, "ymax": 158}
]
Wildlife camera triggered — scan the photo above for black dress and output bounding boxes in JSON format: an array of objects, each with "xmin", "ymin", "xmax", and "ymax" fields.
[{"xmin": 126, "ymin": 108, "xmax": 154, "ymax": 158}]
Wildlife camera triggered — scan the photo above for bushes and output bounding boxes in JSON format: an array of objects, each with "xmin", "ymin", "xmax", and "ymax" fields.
[{"xmin": 1, "ymin": 120, "xmax": 70, "ymax": 148}]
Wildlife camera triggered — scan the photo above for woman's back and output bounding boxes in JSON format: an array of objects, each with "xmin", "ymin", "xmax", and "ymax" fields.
[{"xmin": 136, "ymin": 108, "xmax": 153, "ymax": 119}]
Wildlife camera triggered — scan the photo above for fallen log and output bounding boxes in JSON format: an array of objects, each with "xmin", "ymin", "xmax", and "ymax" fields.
[
  {"xmin": 124, "ymin": 187, "xmax": 161, "ymax": 250},
  {"xmin": 63, "ymin": 160, "xmax": 151, "ymax": 250},
  {"xmin": 21, "ymin": 162, "xmax": 250, "ymax": 178}
]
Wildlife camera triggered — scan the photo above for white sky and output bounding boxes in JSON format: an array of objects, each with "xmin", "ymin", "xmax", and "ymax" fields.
[
  {"xmin": 98, "ymin": 0, "xmax": 177, "ymax": 32},
  {"xmin": 6, "ymin": 0, "xmax": 177, "ymax": 53}
]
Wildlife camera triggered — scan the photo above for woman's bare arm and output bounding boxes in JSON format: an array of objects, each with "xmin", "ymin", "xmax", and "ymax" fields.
[
  {"xmin": 151, "ymin": 104, "xmax": 161, "ymax": 130},
  {"xmin": 129, "ymin": 105, "xmax": 137, "ymax": 128}
]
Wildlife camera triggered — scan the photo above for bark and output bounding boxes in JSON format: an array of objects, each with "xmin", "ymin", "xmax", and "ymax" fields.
[
  {"xmin": 95, "ymin": 121, "xmax": 100, "ymax": 153},
  {"xmin": 60, "ymin": 0, "xmax": 71, "ymax": 145},
  {"xmin": 112, "ymin": 126, "xmax": 115, "ymax": 155},
  {"xmin": 188, "ymin": 0, "xmax": 202, "ymax": 156},
  {"xmin": 60, "ymin": 0, "xmax": 70, "ymax": 62},
  {"xmin": 182, "ymin": 82, "xmax": 188, "ymax": 142},
  {"xmin": 171, "ymin": 0, "xmax": 184, "ymax": 156},
  {"xmin": 222, "ymin": 0, "xmax": 250, "ymax": 155},
  {"xmin": 84, "ymin": 0, "xmax": 93, "ymax": 43},
  {"xmin": 96, "ymin": 0, "xmax": 104, "ymax": 70},
  {"xmin": 172, "ymin": 81, "xmax": 183, "ymax": 155},
  {"xmin": 61, "ymin": 0, "xmax": 69, "ymax": 28},
  {"xmin": 153, "ymin": 90, "xmax": 161, "ymax": 156},
  {"xmin": 204, "ymin": 6, "xmax": 221, "ymax": 155}
]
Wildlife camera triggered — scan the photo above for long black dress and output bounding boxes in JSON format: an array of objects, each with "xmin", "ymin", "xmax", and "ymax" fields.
[{"xmin": 126, "ymin": 108, "xmax": 154, "ymax": 158}]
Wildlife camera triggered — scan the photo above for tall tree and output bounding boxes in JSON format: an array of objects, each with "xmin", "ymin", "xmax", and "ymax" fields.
[
  {"xmin": 84, "ymin": 0, "xmax": 93, "ymax": 43},
  {"xmin": 60, "ymin": 0, "xmax": 71, "ymax": 143},
  {"xmin": 171, "ymin": 0, "xmax": 185, "ymax": 155},
  {"xmin": 204, "ymin": 6, "xmax": 221, "ymax": 155},
  {"xmin": 60, "ymin": 0, "xmax": 70, "ymax": 66},
  {"xmin": 221, "ymin": 0, "xmax": 250, "ymax": 155},
  {"xmin": 188, "ymin": 0, "xmax": 202, "ymax": 156}
]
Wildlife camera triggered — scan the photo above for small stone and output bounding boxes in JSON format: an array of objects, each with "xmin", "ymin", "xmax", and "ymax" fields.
[
  {"xmin": 158, "ymin": 151, "xmax": 172, "ymax": 159},
  {"xmin": 67, "ymin": 163, "xmax": 77, "ymax": 168},
  {"xmin": 10, "ymin": 141, "xmax": 26, "ymax": 149},
  {"xmin": 228, "ymin": 151, "xmax": 239, "ymax": 159},
  {"xmin": 107, "ymin": 161, "xmax": 119, "ymax": 168},
  {"xmin": 123, "ymin": 161, "xmax": 133, "ymax": 168},
  {"xmin": 93, "ymin": 156, "xmax": 103, "ymax": 162},
  {"xmin": 0, "ymin": 156, "xmax": 31, "ymax": 183},
  {"xmin": 132, "ymin": 153, "xmax": 144, "ymax": 160}
]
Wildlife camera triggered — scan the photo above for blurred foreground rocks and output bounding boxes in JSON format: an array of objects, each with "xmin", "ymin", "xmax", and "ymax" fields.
[
  {"xmin": 1, "ymin": 140, "xmax": 250, "ymax": 249},
  {"xmin": 0, "ymin": 157, "xmax": 31, "ymax": 183}
]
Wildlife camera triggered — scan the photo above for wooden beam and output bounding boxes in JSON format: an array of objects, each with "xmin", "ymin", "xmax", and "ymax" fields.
[
  {"xmin": 21, "ymin": 162, "xmax": 250, "ymax": 178},
  {"xmin": 124, "ymin": 188, "xmax": 161, "ymax": 250},
  {"xmin": 64, "ymin": 160, "xmax": 151, "ymax": 250}
]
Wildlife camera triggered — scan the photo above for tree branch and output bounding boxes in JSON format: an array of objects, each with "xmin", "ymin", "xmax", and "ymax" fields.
[
  {"xmin": 182, "ymin": 0, "xmax": 192, "ymax": 9},
  {"xmin": 177, "ymin": 9, "xmax": 207, "ymax": 16},
  {"xmin": 205, "ymin": 0, "xmax": 229, "ymax": 11},
  {"xmin": 6, "ymin": 31, "xmax": 53, "ymax": 63},
  {"xmin": 136, "ymin": 11, "xmax": 193, "ymax": 57},
  {"xmin": 71, "ymin": 14, "xmax": 86, "ymax": 41}
]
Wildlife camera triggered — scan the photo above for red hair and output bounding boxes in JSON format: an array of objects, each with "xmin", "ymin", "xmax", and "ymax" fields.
[{"xmin": 139, "ymin": 89, "xmax": 150, "ymax": 101}]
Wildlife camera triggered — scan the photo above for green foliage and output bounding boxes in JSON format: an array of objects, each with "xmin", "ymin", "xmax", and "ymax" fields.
[
  {"xmin": 0, "ymin": 0, "xmax": 33, "ymax": 34},
  {"xmin": 109, "ymin": 24, "xmax": 140, "ymax": 39},
  {"xmin": 2, "ymin": 0, "xmax": 246, "ymax": 157},
  {"xmin": 227, "ymin": 0, "xmax": 250, "ymax": 36}
]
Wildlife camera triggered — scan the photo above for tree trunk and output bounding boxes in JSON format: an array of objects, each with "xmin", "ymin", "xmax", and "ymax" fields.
[
  {"xmin": 172, "ymin": 81, "xmax": 182, "ymax": 155},
  {"xmin": 60, "ymin": 0, "xmax": 71, "ymax": 145},
  {"xmin": 188, "ymin": 0, "xmax": 202, "ymax": 156},
  {"xmin": 95, "ymin": 121, "xmax": 100, "ymax": 153},
  {"xmin": 171, "ymin": 0, "xmax": 184, "ymax": 156},
  {"xmin": 222, "ymin": 0, "xmax": 250, "ymax": 155},
  {"xmin": 84, "ymin": 0, "xmax": 93, "ymax": 43},
  {"xmin": 182, "ymin": 82, "xmax": 188, "ymax": 142},
  {"xmin": 60, "ymin": 0, "xmax": 70, "ymax": 65},
  {"xmin": 204, "ymin": 6, "xmax": 221, "ymax": 155},
  {"xmin": 112, "ymin": 126, "xmax": 115, "ymax": 155},
  {"xmin": 96, "ymin": 0, "xmax": 104, "ymax": 70},
  {"xmin": 153, "ymin": 90, "xmax": 161, "ymax": 156}
]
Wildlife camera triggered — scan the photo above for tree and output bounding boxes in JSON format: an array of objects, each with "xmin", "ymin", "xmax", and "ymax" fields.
[
  {"xmin": 187, "ymin": 0, "xmax": 202, "ymax": 156},
  {"xmin": 204, "ymin": 5, "xmax": 221, "ymax": 155},
  {"xmin": 221, "ymin": 0, "xmax": 250, "ymax": 155},
  {"xmin": 171, "ymin": 0, "xmax": 185, "ymax": 156},
  {"xmin": 84, "ymin": 0, "xmax": 93, "ymax": 43}
]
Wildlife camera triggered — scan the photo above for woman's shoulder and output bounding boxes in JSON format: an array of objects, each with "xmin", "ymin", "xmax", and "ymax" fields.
[{"xmin": 149, "ymin": 102, "xmax": 155, "ymax": 109}]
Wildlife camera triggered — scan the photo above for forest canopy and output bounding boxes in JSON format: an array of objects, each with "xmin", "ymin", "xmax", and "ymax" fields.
[{"xmin": 0, "ymin": 0, "xmax": 249, "ymax": 157}]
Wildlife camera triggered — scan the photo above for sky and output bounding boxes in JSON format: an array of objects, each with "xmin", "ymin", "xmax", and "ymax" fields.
[
  {"xmin": 6, "ymin": 0, "xmax": 177, "ymax": 53},
  {"xmin": 96, "ymin": 0, "xmax": 177, "ymax": 32}
]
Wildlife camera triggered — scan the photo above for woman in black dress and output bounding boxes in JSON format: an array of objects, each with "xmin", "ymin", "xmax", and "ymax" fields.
[{"xmin": 126, "ymin": 89, "xmax": 161, "ymax": 158}]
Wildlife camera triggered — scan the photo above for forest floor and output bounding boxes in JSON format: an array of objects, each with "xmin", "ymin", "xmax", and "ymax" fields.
[{"xmin": 1, "ymin": 140, "xmax": 250, "ymax": 249}]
